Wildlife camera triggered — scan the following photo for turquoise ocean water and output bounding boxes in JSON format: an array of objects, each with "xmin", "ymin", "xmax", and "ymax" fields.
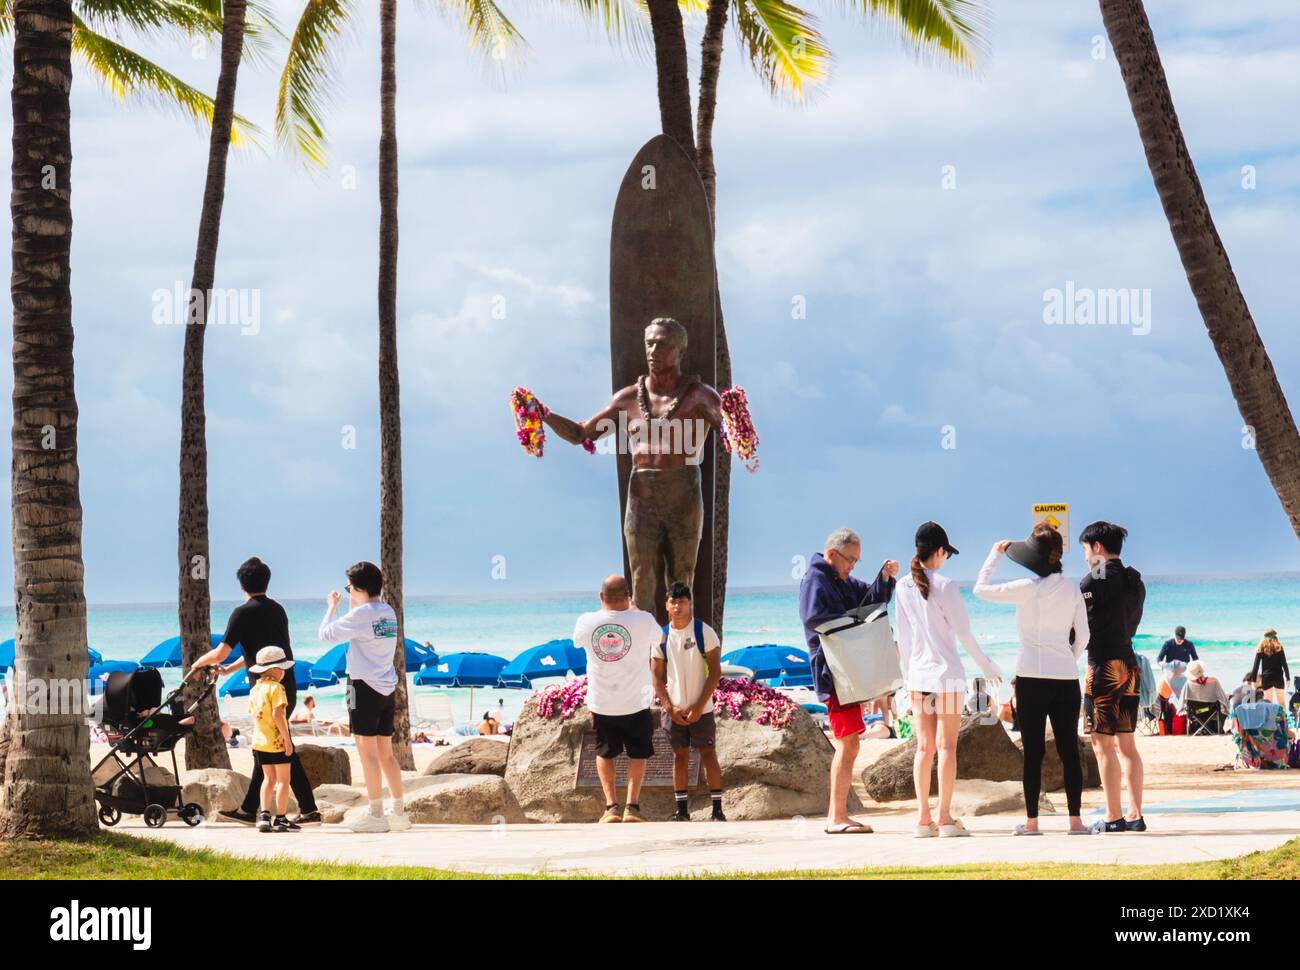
[{"xmin": 2, "ymin": 573, "xmax": 1297, "ymax": 727}]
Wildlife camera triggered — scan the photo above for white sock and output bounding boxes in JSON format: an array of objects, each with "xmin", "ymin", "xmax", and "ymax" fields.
[
  {"xmin": 369, "ymin": 799, "xmax": 383, "ymax": 818},
  {"xmin": 390, "ymin": 796, "xmax": 404, "ymax": 815}
]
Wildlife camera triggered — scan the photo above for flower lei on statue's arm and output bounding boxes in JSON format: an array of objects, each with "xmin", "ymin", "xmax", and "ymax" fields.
[
  {"xmin": 511, "ymin": 387, "xmax": 596, "ymax": 457},
  {"xmin": 719, "ymin": 386, "xmax": 759, "ymax": 472}
]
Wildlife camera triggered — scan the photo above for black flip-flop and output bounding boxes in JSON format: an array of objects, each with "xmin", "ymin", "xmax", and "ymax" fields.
[{"xmin": 824, "ymin": 822, "xmax": 873, "ymax": 834}]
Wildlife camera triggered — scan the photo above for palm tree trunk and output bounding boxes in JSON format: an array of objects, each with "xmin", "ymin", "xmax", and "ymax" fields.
[
  {"xmin": 378, "ymin": 0, "xmax": 413, "ymax": 770},
  {"xmin": 178, "ymin": 0, "xmax": 246, "ymax": 772},
  {"xmin": 646, "ymin": 0, "xmax": 696, "ymax": 162},
  {"xmin": 697, "ymin": 0, "xmax": 731, "ymax": 637},
  {"xmin": 1099, "ymin": 0, "xmax": 1300, "ymax": 538},
  {"xmin": 1, "ymin": 0, "xmax": 96, "ymax": 839}
]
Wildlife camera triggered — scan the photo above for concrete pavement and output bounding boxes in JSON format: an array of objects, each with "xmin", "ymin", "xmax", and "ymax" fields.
[{"xmin": 123, "ymin": 810, "xmax": 1297, "ymax": 877}]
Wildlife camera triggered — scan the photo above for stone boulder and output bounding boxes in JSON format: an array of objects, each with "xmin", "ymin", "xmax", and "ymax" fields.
[
  {"xmin": 181, "ymin": 768, "xmax": 250, "ymax": 815},
  {"xmin": 101, "ymin": 758, "xmax": 176, "ymax": 802},
  {"xmin": 295, "ymin": 743, "xmax": 351, "ymax": 786},
  {"xmin": 862, "ymin": 715, "xmax": 1024, "ymax": 801},
  {"xmin": 950, "ymin": 780, "xmax": 1054, "ymax": 817},
  {"xmin": 1018, "ymin": 727, "xmax": 1102, "ymax": 791},
  {"xmin": 421, "ymin": 738, "xmax": 507, "ymax": 777},
  {"xmin": 504, "ymin": 694, "xmax": 854, "ymax": 822},
  {"xmin": 404, "ymin": 774, "xmax": 524, "ymax": 824},
  {"xmin": 313, "ymin": 784, "xmax": 364, "ymax": 824}
]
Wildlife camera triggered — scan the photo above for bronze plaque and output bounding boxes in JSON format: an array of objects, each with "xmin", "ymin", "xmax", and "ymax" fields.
[{"xmin": 574, "ymin": 725, "xmax": 700, "ymax": 789}]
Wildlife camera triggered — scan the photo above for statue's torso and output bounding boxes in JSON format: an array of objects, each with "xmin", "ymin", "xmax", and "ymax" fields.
[{"xmin": 615, "ymin": 377, "xmax": 713, "ymax": 469}]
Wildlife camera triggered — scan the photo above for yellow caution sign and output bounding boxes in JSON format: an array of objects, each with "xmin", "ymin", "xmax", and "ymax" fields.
[{"xmin": 1032, "ymin": 503, "xmax": 1070, "ymax": 548}]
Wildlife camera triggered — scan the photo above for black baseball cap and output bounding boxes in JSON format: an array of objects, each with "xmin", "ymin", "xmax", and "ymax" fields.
[{"xmin": 915, "ymin": 521, "xmax": 959, "ymax": 557}]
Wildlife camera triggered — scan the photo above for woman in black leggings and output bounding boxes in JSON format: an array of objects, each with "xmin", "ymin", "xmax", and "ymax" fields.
[{"xmin": 973, "ymin": 523, "xmax": 1092, "ymax": 835}]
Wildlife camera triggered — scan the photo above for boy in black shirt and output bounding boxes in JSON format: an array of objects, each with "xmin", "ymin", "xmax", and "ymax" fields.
[
  {"xmin": 190, "ymin": 557, "xmax": 320, "ymax": 826},
  {"xmin": 1078, "ymin": 522, "xmax": 1147, "ymax": 834}
]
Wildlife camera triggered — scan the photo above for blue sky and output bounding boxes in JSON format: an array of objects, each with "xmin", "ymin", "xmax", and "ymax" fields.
[{"xmin": 1, "ymin": 0, "xmax": 1298, "ymax": 604}]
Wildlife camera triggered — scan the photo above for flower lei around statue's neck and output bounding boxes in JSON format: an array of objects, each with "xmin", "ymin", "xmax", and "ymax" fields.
[
  {"xmin": 636, "ymin": 373, "xmax": 698, "ymax": 423},
  {"xmin": 535, "ymin": 675, "xmax": 797, "ymax": 729}
]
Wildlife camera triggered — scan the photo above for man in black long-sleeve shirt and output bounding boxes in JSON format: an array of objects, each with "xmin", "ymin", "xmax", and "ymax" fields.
[{"xmin": 1079, "ymin": 521, "xmax": 1147, "ymax": 834}]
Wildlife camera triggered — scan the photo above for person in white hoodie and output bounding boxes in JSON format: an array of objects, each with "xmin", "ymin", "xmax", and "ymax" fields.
[
  {"xmin": 896, "ymin": 522, "xmax": 1003, "ymax": 839},
  {"xmin": 319, "ymin": 560, "xmax": 407, "ymax": 834},
  {"xmin": 974, "ymin": 524, "xmax": 1091, "ymax": 835}
]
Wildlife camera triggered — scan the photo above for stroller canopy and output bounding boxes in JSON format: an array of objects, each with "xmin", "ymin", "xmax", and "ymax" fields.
[{"xmin": 102, "ymin": 668, "xmax": 165, "ymax": 730}]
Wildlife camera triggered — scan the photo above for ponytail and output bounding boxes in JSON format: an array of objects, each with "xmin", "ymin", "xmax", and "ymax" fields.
[{"xmin": 910, "ymin": 548, "xmax": 936, "ymax": 601}]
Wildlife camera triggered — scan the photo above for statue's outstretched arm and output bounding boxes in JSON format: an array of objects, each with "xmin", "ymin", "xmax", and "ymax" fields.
[{"xmin": 543, "ymin": 393, "xmax": 621, "ymax": 446}]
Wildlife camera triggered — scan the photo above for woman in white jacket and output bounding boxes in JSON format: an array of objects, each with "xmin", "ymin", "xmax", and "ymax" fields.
[
  {"xmin": 896, "ymin": 522, "xmax": 1003, "ymax": 839},
  {"xmin": 973, "ymin": 523, "xmax": 1090, "ymax": 835}
]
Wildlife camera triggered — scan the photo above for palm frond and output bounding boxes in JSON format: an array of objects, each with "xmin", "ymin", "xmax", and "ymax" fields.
[
  {"xmin": 543, "ymin": 0, "xmax": 651, "ymax": 58},
  {"xmin": 851, "ymin": 0, "xmax": 991, "ymax": 71},
  {"xmin": 732, "ymin": 0, "xmax": 831, "ymax": 102},
  {"xmin": 75, "ymin": 0, "xmax": 221, "ymax": 39},
  {"xmin": 275, "ymin": 0, "xmax": 358, "ymax": 168},
  {"xmin": 72, "ymin": 15, "xmax": 263, "ymax": 148},
  {"xmin": 419, "ymin": 0, "xmax": 531, "ymax": 73},
  {"xmin": 172, "ymin": 0, "xmax": 284, "ymax": 68}
]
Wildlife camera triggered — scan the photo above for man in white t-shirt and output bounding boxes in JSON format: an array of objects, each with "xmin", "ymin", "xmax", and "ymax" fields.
[
  {"xmin": 573, "ymin": 574, "xmax": 663, "ymax": 823},
  {"xmin": 318, "ymin": 560, "xmax": 407, "ymax": 834},
  {"xmin": 652, "ymin": 581, "xmax": 725, "ymax": 822}
]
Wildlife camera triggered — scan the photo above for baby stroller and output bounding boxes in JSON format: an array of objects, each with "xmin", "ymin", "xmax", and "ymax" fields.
[{"xmin": 92, "ymin": 666, "xmax": 218, "ymax": 828}]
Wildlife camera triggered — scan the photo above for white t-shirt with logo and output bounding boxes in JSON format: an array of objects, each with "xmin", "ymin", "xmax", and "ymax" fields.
[
  {"xmin": 574, "ymin": 608, "xmax": 662, "ymax": 716},
  {"xmin": 653, "ymin": 619, "xmax": 720, "ymax": 714},
  {"xmin": 319, "ymin": 600, "xmax": 399, "ymax": 695}
]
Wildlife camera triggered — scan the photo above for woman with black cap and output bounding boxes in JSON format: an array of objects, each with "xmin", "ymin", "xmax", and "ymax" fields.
[
  {"xmin": 974, "ymin": 523, "xmax": 1091, "ymax": 835},
  {"xmin": 896, "ymin": 521, "xmax": 1003, "ymax": 839}
]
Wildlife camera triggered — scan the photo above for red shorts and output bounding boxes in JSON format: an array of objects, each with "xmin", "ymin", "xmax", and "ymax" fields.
[{"xmin": 826, "ymin": 692, "xmax": 865, "ymax": 739}]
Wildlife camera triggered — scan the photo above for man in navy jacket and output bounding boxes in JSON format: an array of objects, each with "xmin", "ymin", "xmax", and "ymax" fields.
[{"xmin": 799, "ymin": 527, "xmax": 898, "ymax": 834}]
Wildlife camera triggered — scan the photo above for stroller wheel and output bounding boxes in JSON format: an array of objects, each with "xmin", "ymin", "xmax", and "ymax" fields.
[
  {"xmin": 98, "ymin": 804, "xmax": 121, "ymax": 827},
  {"xmin": 143, "ymin": 804, "xmax": 167, "ymax": 828},
  {"xmin": 180, "ymin": 803, "xmax": 205, "ymax": 827}
]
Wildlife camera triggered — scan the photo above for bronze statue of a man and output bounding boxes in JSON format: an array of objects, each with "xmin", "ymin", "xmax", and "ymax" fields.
[{"xmin": 538, "ymin": 317, "xmax": 721, "ymax": 615}]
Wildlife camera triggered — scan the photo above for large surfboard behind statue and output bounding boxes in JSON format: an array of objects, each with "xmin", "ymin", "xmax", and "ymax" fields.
[{"xmin": 609, "ymin": 135, "xmax": 717, "ymax": 627}]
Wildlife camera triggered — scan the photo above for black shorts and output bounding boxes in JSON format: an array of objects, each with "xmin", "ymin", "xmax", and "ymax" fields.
[
  {"xmin": 348, "ymin": 677, "xmax": 396, "ymax": 737},
  {"xmin": 592, "ymin": 710, "xmax": 654, "ymax": 759},
  {"xmin": 663, "ymin": 710, "xmax": 716, "ymax": 750},
  {"xmin": 1259, "ymin": 672, "xmax": 1286, "ymax": 691},
  {"xmin": 253, "ymin": 749, "xmax": 292, "ymax": 766}
]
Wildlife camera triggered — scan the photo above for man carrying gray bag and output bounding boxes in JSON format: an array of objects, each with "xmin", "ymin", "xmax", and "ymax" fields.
[{"xmin": 799, "ymin": 528, "xmax": 900, "ymax": 834}]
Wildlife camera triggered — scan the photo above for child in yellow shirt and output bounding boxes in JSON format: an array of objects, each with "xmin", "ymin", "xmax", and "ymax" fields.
[{"xmin": 247, "ymin": 646, "xmax": 297, "ymax": 833}]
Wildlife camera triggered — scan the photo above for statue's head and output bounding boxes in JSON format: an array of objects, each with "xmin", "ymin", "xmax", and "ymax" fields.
[{"xmin": 644, "ymin": 317, "xmax": 687, "ymax": 373}]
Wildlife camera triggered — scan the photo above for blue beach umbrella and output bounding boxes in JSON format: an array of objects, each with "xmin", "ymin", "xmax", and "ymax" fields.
[
  {"xmin": 415, "ymin": 651, "xmax": 508, "ymax": 724},
  {"xmin": 721, "ymin": 645, "xmax": 810, "ymax": 681},
  {"xmin": 414, "ymin": 652, "xmax": 507, "ymax": 687},
  {"xmin": 311, "ymin": 638, "xmax": 436, "ymax": 680},
  {"xmin": 1, "ymin": 638, "xmax": 104, "ymax": 669},
  {"xmin": 220, "ymin": 661, "xmax": 332, "ymax": 698},
  {"xmin": 498, "ymin": 639, "xmax": 585, "ymax": 688},
  {"xmin": 140, "ymin": 634, "xmax": 233, "ymax": 669}
]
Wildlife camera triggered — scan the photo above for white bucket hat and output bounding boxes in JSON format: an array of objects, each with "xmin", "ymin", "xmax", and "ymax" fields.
[{"xmin": 249, "ymin": 646, "xmax": 295, "ymax": 673}]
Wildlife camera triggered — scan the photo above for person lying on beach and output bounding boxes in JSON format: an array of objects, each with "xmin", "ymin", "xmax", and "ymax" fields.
[
  {"xmin": 290, "ymin": 695, "xmax": 351, "ymax": 736},
  {"xmin": 477, "ymin": 711, "xmax": 500, "ymax": 736}
]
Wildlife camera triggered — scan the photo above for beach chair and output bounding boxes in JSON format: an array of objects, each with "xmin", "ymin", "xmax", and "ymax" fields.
[
  {"xmin": 413, "ymin": 691, "xmax": 456, "ymax": 735},
  {"xmin": 1186, "ymin": 700, "xmax": 1224, "ymax": 737},
  {"xmin": 1135, "ymin": 653, "xmax": 1160, "ymax": 736},
  {"xmin": 1231, "ymin": 701, "xmax": 1289, "ymax": 769}
]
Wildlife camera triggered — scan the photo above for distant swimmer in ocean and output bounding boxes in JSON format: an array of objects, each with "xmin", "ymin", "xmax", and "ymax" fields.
[{"xmin": 1249, "ymin": 629, "xmax": 1289, "ymax": 707}]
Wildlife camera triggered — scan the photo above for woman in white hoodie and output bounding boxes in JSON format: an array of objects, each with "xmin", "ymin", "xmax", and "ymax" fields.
[
  {"xmin": 974, "ymin": 523, "xmax": 1090, "ymax": 835},
  {"xmin": 896, "ymin": 521, "xmax": 1003, "ymax": 839}
]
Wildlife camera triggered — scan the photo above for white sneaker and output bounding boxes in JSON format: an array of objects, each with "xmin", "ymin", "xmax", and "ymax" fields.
[
  {"xmin": 386, "ymin": 811, "xmax": 412, "ymax": 831},
  {"xmin": 347, "ymin": 813, "xmax": 391, "ymax": 834}
]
